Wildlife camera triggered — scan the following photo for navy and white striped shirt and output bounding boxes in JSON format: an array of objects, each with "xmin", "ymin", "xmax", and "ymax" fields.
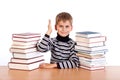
[{"xmin": 37, "ymin": 34, "xmax": 80, "ymax": 69}]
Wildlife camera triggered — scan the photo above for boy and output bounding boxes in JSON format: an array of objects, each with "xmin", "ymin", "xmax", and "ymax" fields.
[{"xmin": 37, "ymin": 12, "xmax": 80, "ymax": 69}]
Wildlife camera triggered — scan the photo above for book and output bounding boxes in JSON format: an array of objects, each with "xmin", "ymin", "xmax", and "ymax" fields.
[
  {"xmin": 10, "ymin": 47, "xmax": 37, "ymax": 53},
  {"xmin": 11, "ymin": 56, "xmax": 44, "ymax": 64},
  {"xmin": 12, "ymin": 40, "xmax": 38, "ymax": 46},
  {"xmin": 79, "ymin": 57, "xmax": 106, "ymax": 62},
  {"xmin": 8, "ymin": 60, "xmax": 44, "ymax": 70},
  {"xmin": 76, "ymin": 41, "xmax": 105, "ymax": 47},
  {"xmin": 80, "ymin": 65, "xmax": 105, "ymax": 70},
  {"xmin": 11, "ymin": 44, "xmax": 36, "ymax": 49},
  {"xmin": 77, "ymin": 49, "xmax": 106, "ymax": 55},
  {"xmin": 80, "ymin": 60, "xmax": 105, "ymax": 68},
  {"xmin": 12, "ymin": 52, "xmax": 44, "ymax": 59},
  {"xmin": 75, "ymin": 45, "xmax": 106, "ymax": 51},
  {"xmin": 76, "ymin": 53, "xmax": 105, "ymax": 59},
  {"xmin": 12, "ymin": 37, "xmax": 40, "ymax": 42},
  {"xmin": 76, "ymin": 31, "xmax": 101, "ymax": 38},
  {"xmin": 76, "ymin": 49, "xmax": 108, "ymax": 54},
  {"xmin": 75, "ymin": 36, "xmax": 106, "ymax": 43},
  {"xmin": 12, "ymin": 33, "xmax": 41, "ymax": 38}
]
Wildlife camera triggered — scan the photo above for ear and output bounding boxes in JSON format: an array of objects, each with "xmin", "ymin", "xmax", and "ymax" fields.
[
  {"xmin": 71, "ymin": 26, "xmax": 73, "ymax": 31},
  {"xmin": 55, "ymin": 25, "xmax": 57, "ymax": 30}
]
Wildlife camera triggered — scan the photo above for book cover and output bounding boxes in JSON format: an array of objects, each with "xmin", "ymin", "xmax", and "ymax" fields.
[
  {"xmin": 12, "ymin": 33, "xmax": 41, "ymax": 38},
  {"xmin": 75, "ymin": 45, "xmax": 106, "ymax": 51},
  {"xmin": 8, "ymin": 60, "xmax": 44, "ymax": 70},
  {"xmin": 12, "ymin": 37, "xmax": 40, "ymax": 42},
  {"xmin": 11, "ymin": 44, "xmax": 36, "ymax": 49},
  {"xmin": 75, "ymin": 36, "xmax": 106, "ymax": 43},
  {"xmin": 76, "ymin": 49, "xmax": 108, "ymax": 54},
  {"xmin": 12, "ymin": 51, "xmax": 44, "ymax": 59},
  {"xmin": 76, "ymin": 41, "xmax": 105, "ymax": 47},
  {"xmin": 12, "ymin": 40, "xmax": 39, "ymax": 46},
  {"xmin": 80, "ymin": 65, "xmax": 105, "ymax": 70},
  {"xmin": 79, "ymin": 57, "xmax": 106, "ymax": 62},
  {"xmin": 80, "ymin": 61, "xmax": 105, "ymax": 68},
  {"xmin": 76, "ymin": 31, "xmax": 101, "ymax": 38},
  {"xmin": 11, "ymin": 56, "xmax": 44, "ymax": 64},
  {"xmin": 76, "ymin": 53, "xmax": 105, "ymax": 59},
  {"xmin": 10, "ymin": 47, "xmax": 37, "ymax": 53}
]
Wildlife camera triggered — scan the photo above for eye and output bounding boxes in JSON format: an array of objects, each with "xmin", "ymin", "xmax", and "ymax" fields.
[
  {"xmin": 65, "ymin": 25, "xmax": 69, "ymax": 28},
  {"xmin": 59, "ymin": 25, "xmax": 63, "ymax": 28}
]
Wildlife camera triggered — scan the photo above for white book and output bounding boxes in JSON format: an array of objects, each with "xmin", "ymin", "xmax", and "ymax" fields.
[
  {"xmin": 76, "ymin": 31, "xmax": 101, "ymax": 38},
  {"xmin": 11, "ymin": 56, "xmax": 44, "ymax": 64},
  {"xmin": 75, "ymin": 45, "xmax": 106, "ymax": 51},
  {"xmin": 77, "ymin": 51, "xmax": 105, "ymax": 56},
  {"xmin": 76, "ymin": 49, "xmax": 108, "ymax": 54},
  {"xmin": 75, "ymin": 36, "xmax": 106, "ymax": 43},
  {"xmin": 12, "ymin": 37, "xmax": 40, "ymax": 42},
  {"xmin": 12, "ymin": 33, "xmax": 41, "ymax": 38},
  {"xmin": 79, "ymin": 57, "xmax": 106, "ymax": 62},
  {"xmin": 10, "ymin": 47, "xmax": 37, "ymax": 53},
  {"xmin": 12, "ymin": 52, "xmax": 44, "ymax": 59},
  {"xmin": 11, "ymin": 44, "xmax": 36, "ymax": 49},
  {"xmin": 80, "ymin": 65, "xmax": 105, "ymax": 70},
  {"xmin": 80, "ymin": 60, "xmax": 106, "ymax": 67},
  {"xmin": 76, "ymin": 41, "xmax": 105, "ymax": 47},
  {"xmin": 12, "ymin": 41, "xmax": 38, "ymax": 46},
  {"xmin": 8, "ymin": 60, "xmax": 44, "ymax": 70},
  {"xmin": 77, "ymin": 53, "xmax": 105, "ymax": 59}
]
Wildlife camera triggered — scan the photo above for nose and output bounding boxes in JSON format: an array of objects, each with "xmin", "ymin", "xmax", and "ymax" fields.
[{"xmin": 62, "ymin": 26, "xmax": 66, "ymax": 31}]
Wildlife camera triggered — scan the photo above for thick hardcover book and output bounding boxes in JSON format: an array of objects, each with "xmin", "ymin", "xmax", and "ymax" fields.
[
  {"xmin": 12, "ymin": 33, "xmax": 41, "ymax": 38},
  {"xmin": 79, "ymin": 57, "xmax": 106, "ymax": 62},
  {"xmin": 80, "ymin": 61, "xmax": 105, "ymax": 68},
  {"xmin": 12, "ymin": 51, "xmax": 44, "ymax": 59},
  {"xmin": 76, "ymin": 31, "xmax": 101, "ymax": 38},
  {"xmin": 10, "ymin": 47, "xmax": 37, "ymax": 53},
  {"xmin": 8, "ymin": 60, "xmax": 44, "ymax": 70},
  {"xmin": 76, "ymin": 49, "xmax": 108, "ymax": 54},
  {"xmin": 80, "ymin": 65, "xmax": 105, "ymax": 70},
  {"xmin": 75, "ymin": 36, "xmax": 106, "ymax": 43},
  {"xmin": 11, "ymin": 56, "xmax": 44, "ymax": 64},
  {"xmin": 11, "ymin": 44, "xmax": 36, "ymax": 49},
  {"xmin": 12, "ymin": 37, "xmax": 40, "ymax": 42},
  {"xmin": 75, "ymin": 45, "xmax": 106, "ymax": 51},
  {"xmin": 76, "ymin": 41, "xmax": 105, "ymax": 47},
  {"xmin": 12, "ymin": 40, "xmax": 39, "ymax": 46},
  {"xmin": 76, "ymin": 53, "xmax": 105, "ymax": 59}
]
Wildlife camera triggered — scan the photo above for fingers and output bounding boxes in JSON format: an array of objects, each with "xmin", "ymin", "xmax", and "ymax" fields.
[
  {"xmin": 46, "ymin": 19, "xmax": 52, "ymax": 35},
  {"xmin": 48, "ymin": 19, "xmax": 51, "ymax": 28},
  {"xmin": 48, "ymin": 19, "xmax": 51, "ymax": 25}
]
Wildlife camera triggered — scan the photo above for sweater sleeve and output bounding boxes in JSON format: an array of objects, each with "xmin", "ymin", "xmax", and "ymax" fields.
[
  {"xmin": 37, "ymin": 34, "xmax": 51, "ymax": 52},
  {"xmin": 56, "ymin": 43, "xmax": 80, "ymax": 69}
]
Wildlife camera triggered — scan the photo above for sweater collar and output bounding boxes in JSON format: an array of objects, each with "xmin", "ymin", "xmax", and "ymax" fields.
[{"xmin": 56, "ymin": 33, "xmax": 70, "ymax": 42}]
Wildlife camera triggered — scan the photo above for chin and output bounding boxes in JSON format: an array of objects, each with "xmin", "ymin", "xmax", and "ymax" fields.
[{"xmin": 60, "ymin": 34, "xmax": 68, "ymax": 37}]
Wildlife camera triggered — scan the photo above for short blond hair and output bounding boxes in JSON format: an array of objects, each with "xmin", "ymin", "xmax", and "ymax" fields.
[{"xmin": 55, "ymin": 12, "xmax": 73, "ymax": 26}]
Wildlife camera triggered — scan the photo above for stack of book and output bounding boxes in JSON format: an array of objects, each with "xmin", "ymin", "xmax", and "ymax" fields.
[
  {"xmin": 75, "ymin": 31, "xmax": 108, "ymax": 70},
  {"xmin": 8, "ymin": 33, "xmax": 44, "ymax": 70}
]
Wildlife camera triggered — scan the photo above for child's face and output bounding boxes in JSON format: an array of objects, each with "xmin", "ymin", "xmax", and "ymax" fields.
[{"xmin": 56, "ymin": 20, "xmax": 72, "ymax": 37}]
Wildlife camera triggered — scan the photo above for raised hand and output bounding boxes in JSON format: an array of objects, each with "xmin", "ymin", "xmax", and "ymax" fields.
[{"xmin": 46, "ymin": 19, "xmax": 52, "ymax": 35}]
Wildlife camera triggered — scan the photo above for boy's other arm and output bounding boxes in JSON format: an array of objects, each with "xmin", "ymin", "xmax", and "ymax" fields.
[
  {"xmin": 56, "ymin": 53, "xmax": 80, "ymax": 69},
  {"xmin": 39, "ymin": 63, "xmax": 57, "ymax": 69}
]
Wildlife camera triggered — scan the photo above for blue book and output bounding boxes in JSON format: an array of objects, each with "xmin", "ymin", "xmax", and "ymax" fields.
[{"xmin": 76, "ymin": 31, "xmax": 101, "ymax": 38}]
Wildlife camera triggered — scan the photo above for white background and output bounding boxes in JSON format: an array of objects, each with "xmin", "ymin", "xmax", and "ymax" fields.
[{"xmin": 0, "ymin": 0, "xmax": 120, "ymax": 66}]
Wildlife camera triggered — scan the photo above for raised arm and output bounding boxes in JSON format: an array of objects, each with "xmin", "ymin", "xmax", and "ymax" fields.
[{"xmin": 37, "ymin": 20, "xmax": 52, "ymax": 52}]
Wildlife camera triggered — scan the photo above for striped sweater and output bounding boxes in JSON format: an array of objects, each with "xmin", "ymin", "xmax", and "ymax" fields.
[{"xmin": 37, "ymin": 34, "xmax": 80, "ymax": 69}]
